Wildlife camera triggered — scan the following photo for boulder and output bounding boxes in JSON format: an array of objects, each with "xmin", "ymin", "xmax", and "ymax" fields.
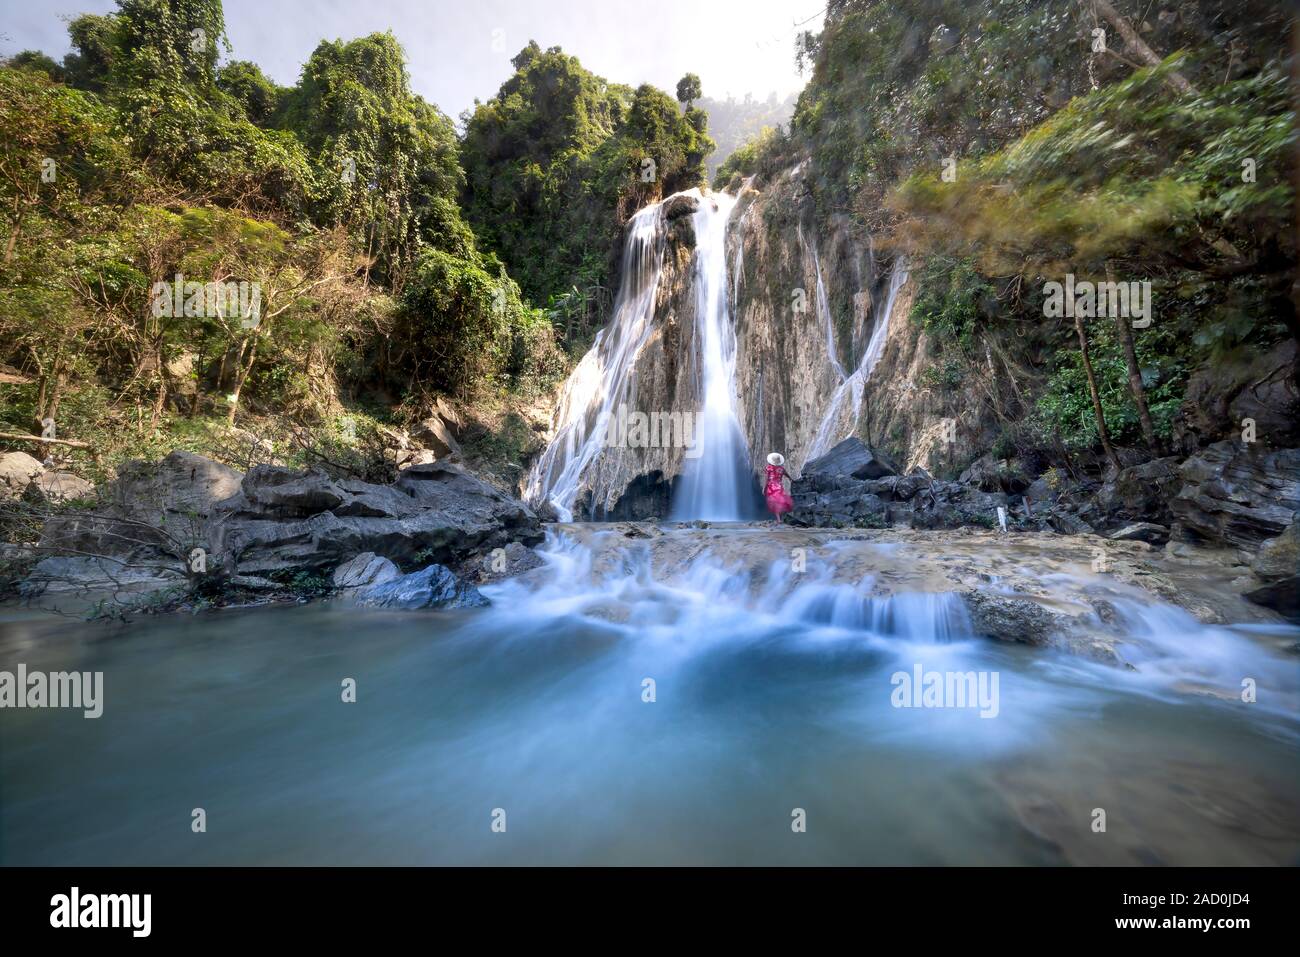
[
  {"xmin": 1170, "ymin": 442, "xmax": 1300, "ymax": 548},
  {"xmin": 803, "ymin": 438, "xmax": 898, "ymax": 480},
  {"xmin": 28, "ymin": 471, "xmax": 95, "ymax": 505},
  {"xmin": 958, "ymin": 453, "xmax": 1030, "ymax": 493},
  {"xmin": 1089, "ymin": 456, "xmax": 1182, "ymax": 528},
  {"xmin": 1107, "ymin": 522, "xmax": 1170, "ymax": 546},
  {"xmin": 1244, "ymin": 523, "xmax": 1300, "ymax": 621},
  {"xmin": 17, "ymin": 555, "xmax": 186, "ymax": 613},
  {"xmin": 0, "ymin": 451, "xmax": 44, "ymax": 501},
  {"xmin": 409, "ymin": 416, "xmax": 461, "ymax": 459},
  {"xmin": 241, "ymin": 466, "xmax": 346, "ymax": 518},
  {"xmin": 961, "ymin": 591, "xmax": 1065, "ymax": 646},
  {"xmin": 332, "ymin": 552, "xmax": 400, "ymax": 590},
  {"xmin": 472, "ymin": 540, "xmax": 545, "ymax": 584},
  {"xmin": 40, "ymin": 451, "xmax": 242, "ymax": 561},
  {"xmin": 433, "ymin": 397, "xmax": 465, "ymax": 437},
  {"xmin": 355, "ymin": 563, "xmax": 488, "ymax": 610},
  {"xmin": 1251, "ymin": 523, "xmax": 1299, "ymax": 581},
  {"xmin": 661, "ymin": 193, "xmax": 701, "ymax": 220}
]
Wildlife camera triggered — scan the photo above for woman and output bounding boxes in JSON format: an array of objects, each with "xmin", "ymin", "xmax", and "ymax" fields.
[{"xmin": 764, "ymin": 452, "xmax": 794, "ymax": 524}]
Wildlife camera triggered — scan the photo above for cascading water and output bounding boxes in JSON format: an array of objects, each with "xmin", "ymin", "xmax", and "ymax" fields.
[
  {"xmin": 801, "ymin": 226, "xmax": 848, "ymax": 382},
  {"xmin": 669, "ymin": 192, "xmax": 762, "ymax": 520},
  {"xmin": 524, "ymin": 203, "xmax": 668, "ymax": 520},
  {"xmin": 806, "ymin": 257, "xmax": 910, "ymax": 461}
]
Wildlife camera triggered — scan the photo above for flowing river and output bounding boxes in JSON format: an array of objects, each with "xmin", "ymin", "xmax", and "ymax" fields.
[{"xmin": 2, "ymin": 525, "xmax": 1297, "ymax": 865}]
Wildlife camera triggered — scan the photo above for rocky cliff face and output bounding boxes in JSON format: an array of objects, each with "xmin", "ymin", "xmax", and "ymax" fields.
[{"xmin": 729, "ymin": 162, "xmax": 991, "ymax": 479}]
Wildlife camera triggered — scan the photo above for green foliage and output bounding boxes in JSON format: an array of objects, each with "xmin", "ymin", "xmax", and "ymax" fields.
[
  {"xmin": 7, "ymin": 51, "xmax": 66, "ymax": 81},
  {"xmin": 218, "ymin": 59, "xmax": 285, "ymax": 124},
  {"xmin": 279, "ymin": 32, "xmax": 467, "ymax": 289},
  {"xmin": 714, "ymin": 126, "xmax": 785, "ymax": 189},
  {"xmin": 461, "ymin": 43, "xmax": 712, "ymax": 345},
  {"xmin": 909, "ymin": 256, "xmax": 990, "ymax": 351},
  {"xmin": 63, "ymin": 14, "xmax": 118, "ymax": 92},
  {"xmin": 675, "ymin": 73, "xmax": 701, "ymax": 107},
  {"xmin": 1035, "ymin": 317, "xmax": 1186, "ymax": 452}
]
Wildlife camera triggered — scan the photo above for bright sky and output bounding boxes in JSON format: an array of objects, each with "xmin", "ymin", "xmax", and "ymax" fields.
[{"xmin": 0, "ymin": 0, "xmax": 824, "ymax": 118}]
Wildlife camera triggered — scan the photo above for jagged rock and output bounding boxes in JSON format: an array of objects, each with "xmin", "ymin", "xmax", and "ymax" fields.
[
  {"xmin": 1170, "ymin": 442, "xmax": 1300, "ymax": 548},
  {"xmin": 803, "ymin": 438, "xmax": 899, "ymax": 480},
  {"xmin": 27, "ymin": 471, "xmax": 95, "ymax": 504},
  {"xmin": 1108, "ymin": 522, "xmax": 1171, "ymax": 546},
  {"xmin": 471, "ymin": 540, "xmax": 545, "ymax": 584},
  {"xmin": 958, "ymin": 453, "xmax": 1030, "ymax": 493},
  {"xmin": 1244, "ymin": 523, "xmax": 1300, "ymax": 621},
  {"xmin": 0, "ymin": 451, "xmax": 45, "ymax": 501},
  {"xmin": 1176, "ymin": 339, "xmax": 1300, "ymax": 452},
  {"xmin": 355, "ymin": 563, "xmax": 488, "ymax": 610},
  {"xmin": 209, "ymin": 460, "xmax": 543, "ymax": 575},
  {"xmin": 241, "ymin": 466, "xmax": 345, "ymax": 517},
  {"xmin": 661, "ymin": 193, "xmax": 700, "ymax": 220},
  {"xmin": 1084, "ymin": 456, "xmax": 1182, "ymax": 529},
  {"xmin": 332, "ymin": 552, "xmax": 400, "ymax": 590},
  {"xmin": 432, "ymin": 397, "xmax": 464, "ymax": 437},
  {"xmin": 409, "ymin": 416, "xmax": 462, "ymax": 459},
  {"xmin": 40, "ymin": 451, "xmax": 242, "ymax": 561}
]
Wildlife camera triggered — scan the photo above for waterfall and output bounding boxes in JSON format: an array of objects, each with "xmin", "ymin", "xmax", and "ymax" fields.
[
  {"xmin": 806, "ymin": 257, "xmax": 910, "ymax": 461},
  {"xmin": 524, "ymin": 203, "xmax": 668, "ymax": 520},
  {"xmin": 668, "ymin": 192, "xmax": 762, "ymax": 521},
  {"xmin": 526, "ymin": 188, "xmax": 759, "ymax": 522},
  {"xmin": 800, "ymin": 226, "xmax": 847, "ymax": 382}
]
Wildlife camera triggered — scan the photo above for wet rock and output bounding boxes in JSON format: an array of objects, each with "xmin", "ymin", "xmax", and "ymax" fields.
[
  {"xmin": 803, "ymin": 437, "xmax": 899, "ymax": 480},
  {"xmin": 661, "ymin": 193, "xmax": 700, "ymax": 220},
  {"xmin": 470, "ymin": 540, "xmax": 544, "ymax": 584},
  {"xmin": 1170, "ymin": 441, "xmax": 1300, "ymax": 547},
  {"xmin": 332, "ymin": 552, "xmax": 400, "ymax": 590},
  {"xmin": 355, "ymin": 563, "xmax": 488, "ymax": 610},
  {"xmin": 960, "ymin": 591, "xmax": 1064, "ymax": 646},
  {"xmin": 1108, "ymin": 522, "xmax": 1171, "ymax": 546},
  {"xmin": 0, "ymin": 451, "xmax": 45, "ymax": 501}
]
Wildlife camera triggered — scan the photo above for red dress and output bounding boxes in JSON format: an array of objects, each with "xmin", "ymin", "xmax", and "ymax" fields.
[{"xmin": 764, "ymin": 463, "xmax": 794, "ymax": 517}]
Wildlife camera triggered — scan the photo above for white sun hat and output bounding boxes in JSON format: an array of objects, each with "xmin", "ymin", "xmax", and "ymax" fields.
[{"xmin": 767, "ymin": 452, "xmax": 785, "ymax": 466}]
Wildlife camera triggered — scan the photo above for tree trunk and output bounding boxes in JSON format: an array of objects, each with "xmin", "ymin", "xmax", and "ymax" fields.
[
  {"xmin": 1107, "ymin": 262, "xmax": 1160, "ymax": 453},
  {"xmin": 1086, "ymin": 0, "xmax": 1196, "ymax": 95},
  {"xmin": 226, "ymin": 336, "xmax": 260, "ymax": 425},
  {"xmin": 1073, "ymin": 311, "xmax": 1122, "ymax": 473}
]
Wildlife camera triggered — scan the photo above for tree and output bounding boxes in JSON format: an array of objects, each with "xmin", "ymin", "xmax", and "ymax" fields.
[
  {"xmin": 676, "ymin": 73, "xmax": 701, "ymax": 108},
  {"xmin": 7, "ymin": 51, "xmax": 66, "ymax": 82},
  {"xmin": 62, "ymin": 14, "xmax": 118, "ymax": 92}
]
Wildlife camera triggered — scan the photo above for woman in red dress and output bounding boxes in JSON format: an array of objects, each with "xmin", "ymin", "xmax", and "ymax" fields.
[{"xmin": 764, "ymin": 452, "xmax": 794, "ymax": 524}]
